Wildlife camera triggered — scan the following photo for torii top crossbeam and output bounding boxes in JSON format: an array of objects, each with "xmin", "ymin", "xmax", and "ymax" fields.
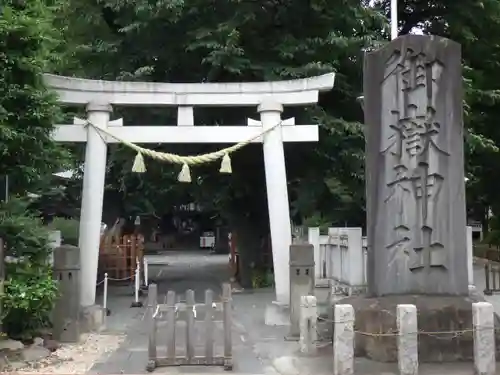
[{"xmin": 44, "ymin": 73, "xmax": 335, "ymax": 106}]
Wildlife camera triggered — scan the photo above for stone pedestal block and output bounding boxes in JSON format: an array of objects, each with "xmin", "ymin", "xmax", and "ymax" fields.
[
  {"xmin": 79, "ymin": 304, "xmax": 105, "ymax": 332},
  {"xmin": 338, "ymin": 294, "xmax": 500, "ymax": 362}
]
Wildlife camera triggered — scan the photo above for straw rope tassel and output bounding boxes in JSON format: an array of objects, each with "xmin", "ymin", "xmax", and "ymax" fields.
[
  {"xmin": 85, "ymin": 120, "xmax": 282, "ymax": 182},
  {"xmin": 178, "ymin": 163, "xmax": 191, "ymax": 183},
  {"xmin": 132, "ymin": 152, "xmax": 146, "ymax": 173},
  {"xmin": 219, "ymin": 153, "xmax": 232, "ymax": 174}
]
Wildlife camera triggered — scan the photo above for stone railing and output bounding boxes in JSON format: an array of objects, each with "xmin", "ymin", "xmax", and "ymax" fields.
[
  {"xmin": 308, "ymin": 226, "xmax": 475, "ymax": 295},
  {"xmin": 299, "ymin": 296, "xmax": 496, "ymax": 375},
  {"xmin": 307, "ymin": 227, "xmax": 366, "ymax": 295}
]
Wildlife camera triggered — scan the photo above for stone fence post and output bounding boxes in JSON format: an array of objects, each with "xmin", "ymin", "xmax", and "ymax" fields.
[
  {"xmin": 473, "ymin": 302, "xmax": 495, "ymax": 375},
  {"xmin": 333, "ymin": 304, "xmax": 354, "ymax": 375},
  {"xmin": 343, "ymin": 228, "xmax": 363, "ymax": 290},
  {"xmin": 299, "ymin": 295, "xmax": 317, "ymax": 354},
  {"xmin": 307, "ymin": 227, "xmax": 321, "ymax": 280},
  {"xmin": 397, "ymin": 304, "xmax": 418, "ymax": 375},
  {"xmin": 331, "ymin": 301, "xmax": 496, "ymax": 375}
]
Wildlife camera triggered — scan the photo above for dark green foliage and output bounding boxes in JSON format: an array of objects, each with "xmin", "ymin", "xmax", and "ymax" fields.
[
  {"xmin": 0, "ymin": 199, "xmax": 58, "ymax": 339},
  {"xmin": 0, "ymin": 0, "xmax": 71, "ymax": 193},
  {"xmin": 0, "ymin": 0, "xmax": 72, "ymax": 338}
]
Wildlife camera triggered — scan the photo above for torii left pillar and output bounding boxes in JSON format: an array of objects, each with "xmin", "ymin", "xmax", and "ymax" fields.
[{"xmin": 78, "ymin": 101, "xmax": 110, "ymax": 315}]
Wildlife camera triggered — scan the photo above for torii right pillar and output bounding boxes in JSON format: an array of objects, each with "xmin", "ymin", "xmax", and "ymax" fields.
[{"xmin": 341, "ymin": 34, "xmax": 498, "ymax": 363}]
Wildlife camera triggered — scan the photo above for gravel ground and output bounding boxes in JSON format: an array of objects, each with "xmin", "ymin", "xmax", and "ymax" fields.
[{"xmin": 2, "ymin": 333, "xmax": 125, "ymax": 374}]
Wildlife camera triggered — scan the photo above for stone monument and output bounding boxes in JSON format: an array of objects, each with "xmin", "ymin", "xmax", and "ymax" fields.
[
  {"xmin": 364, "ymin": 35, "xmax": 467, "ymax": 295},
  {"xmin": 342, "ymin": 34, "xmax": 498, "ymax": 362}
]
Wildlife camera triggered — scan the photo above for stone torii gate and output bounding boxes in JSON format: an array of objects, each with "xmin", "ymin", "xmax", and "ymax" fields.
[{"xmin": 44, "ymin": 73, "xmax": 335, "ymax": 309}]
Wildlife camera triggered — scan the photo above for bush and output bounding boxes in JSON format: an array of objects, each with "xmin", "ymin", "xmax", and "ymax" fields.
[
  {"xmin": 47, "ymin": 217, "xmax": 79, "ymax": 246},
  {"xmin": 0, "ymin": 198, "xmax": 58, "ymax": 339}
]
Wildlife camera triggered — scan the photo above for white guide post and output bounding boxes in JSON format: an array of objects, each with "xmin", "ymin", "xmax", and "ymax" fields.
[
  {"xmin": 78, "ymin": 101, "xmax": 111, "ymax": 307},
  {"xmin": 257, "ymin": 101, "xmax": 292, "ymax": 305}
]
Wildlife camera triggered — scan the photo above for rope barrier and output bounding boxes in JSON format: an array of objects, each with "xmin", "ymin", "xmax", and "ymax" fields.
[
  {"xmin": 85, "ymin": 120, "xmax": 282, "ymax": 182},
  {"xmin": 315, "ymin": 315, "xmax": 494, "ymax": 338},
  {"xmin": 96, "ymin": 260, "xmax": 145, "ymax": 317}
]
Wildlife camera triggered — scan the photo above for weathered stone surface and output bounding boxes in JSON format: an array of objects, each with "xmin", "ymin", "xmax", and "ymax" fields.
[
  {"xmin": 333, "ymin": 304, "xmax": 354, "ymax": 375},
  {"xmin": 364, "ymin": 34, "xmax": 468, "ymax": 296},
  {"xmin": 397, "ymin": 304, "xmax": 418, "ymax": 375},
  {"xmin": 289, "ymin": 243, "xmax": 315, "ymax": 337},
  {"xmin": 32, "ymin": 337, "xmax": 44, "ymax": 346},
  {"xmin": 53, "ymin": 245, "xmax": 81, "ymax": 342},
  {"xmin": 473, "ymin": 302, "xmax": 495, "ymax": 375},
  {"xmin": 43, "ymin": 338, "xmax": 60, "ymax": 352},
  {"xmin": 0, "ymin": 338, "xmax": 24, "ymax": 351},
  {"xmin": 299, "ymin": 295, "xmax": 317, "ymax": 354},
  {"xmin": 339, "ymin": 294, "xmax": 500, "ymax": 362},
  {"xmin": 21, "ymin": 346, "xmax": 51, "ymax": 362}
]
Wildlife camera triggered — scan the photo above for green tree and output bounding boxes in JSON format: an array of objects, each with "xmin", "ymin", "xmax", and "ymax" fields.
[
  {"xmin": 0, "ymin": 0, "xmax": 73, "ymax": 338},
  {"xmin": 375, "ymin": 0, "xmax": 500, "ymax": 235},
  {"xmin": 0, "ymin": 0, "xmax": 71, "ymax": 194},
  {"xmin": 51, "ymin": 0, "xmax": 387, "ymax": 286}
]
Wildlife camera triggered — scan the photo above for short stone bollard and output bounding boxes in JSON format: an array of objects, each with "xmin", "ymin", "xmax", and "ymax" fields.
[
  {"xmin": 473, "ymin": 302, "xmax": 495, "ymax": 375},
  {"xmin": 397, "ymin": 304, "xmax": 418, "ymax": 375},
  {"xmin": 333, "ymin": 304, "xmax": 354, "ymax": 375},
  {"xmin": 299, "ymin": 295, "xmax": 317, "ymax": 354},
  {"xmin": 52, "ymin": 245, "xmax": 81, "ymax": 342}
]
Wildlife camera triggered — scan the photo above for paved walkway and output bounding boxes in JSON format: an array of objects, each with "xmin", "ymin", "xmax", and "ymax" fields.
[
  {"xmin": 89, "ymin": 252, "xmax": 280, "ymax": 374},
  {"xmin": 88, "ymin": 253, "xmax": 500, "ymax": 374}
]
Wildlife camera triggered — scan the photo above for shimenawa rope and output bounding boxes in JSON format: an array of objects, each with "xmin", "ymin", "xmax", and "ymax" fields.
[{"xmin": 86, "ymin": 121, "xmax": 282, "ymax": 182}]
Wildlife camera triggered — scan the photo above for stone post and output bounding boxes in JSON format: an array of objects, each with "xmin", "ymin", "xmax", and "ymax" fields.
[
  {"xmin": 342, "ymin": 228, "xmax": 364, "ymax": 291},
  {"xmin": 299, "ymin": 295, "xmax": 317, "ymax": 354},
  {"xmin": 78, "ymin": 101, "xmax": 111, "ymax": 307},
  {"xmin": 364, "ymin": 35, "xmax": 468, "ymax": 296},
  {"xmin": 307, "ymin": 227, "xmax": 321, "ymax": 280},
  {"xmin": 397, "ymin": 304, "xmax": 418, "ymax": 375},
  {"xmin": 467, "ymin": 225, "xmax": 474, "ymax": 290},
  {"xmin": 48, "ymin": 230, "xmax": 61, "ymax": 267},
  {"xmin": 333, "ymin": 304, "xmax": 354, "ymax": 375},
  {"xmin": 53, "ymin": 245, "xmax": 81, "ymax": 342},
  {"xmin": 473, "ymin": 302, "xmax": 495, "ymax": 375},
  {"xmin": 258, "ymin": 100, "xmax": 292, "ymax": 305},
  {"xmin": 288, "ymin": 244, "xmax": 315, "ymax": 338}
]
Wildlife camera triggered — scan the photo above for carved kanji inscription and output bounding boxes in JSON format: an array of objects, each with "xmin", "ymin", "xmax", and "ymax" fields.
[{"xmin": 381, "ymin": 48, "xmax": 449, "ymax": 272}]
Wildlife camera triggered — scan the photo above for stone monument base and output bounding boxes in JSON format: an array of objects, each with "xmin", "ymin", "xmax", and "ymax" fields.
[
  {"xmin": 338, "ymin": 294, "xmax": 500, "ymax": 362},
  {"xmin": 79, "ymin": 305, "xmax": 105, "ymax": 332}
]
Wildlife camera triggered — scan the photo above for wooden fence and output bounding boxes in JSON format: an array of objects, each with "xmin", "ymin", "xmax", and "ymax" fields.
[
  {"xmin": 98, "ymin": 234, "xmax": 144, "ymax": 281},
  {"xmin": 146, "ymin": 283, "xmax": 233, "ymax": 372}
]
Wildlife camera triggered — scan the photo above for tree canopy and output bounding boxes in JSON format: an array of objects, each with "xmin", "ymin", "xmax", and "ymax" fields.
[
  {"xmin": 0, "ymin": 0, "xmax": 71, "ymax": 194},
  {"xmin": 5, "ymin": 0, "xmax": 500, "ymax": 239}
]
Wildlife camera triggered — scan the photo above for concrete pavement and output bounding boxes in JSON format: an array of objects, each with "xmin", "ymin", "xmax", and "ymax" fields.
[
  {"xmin": 88, "ymin": 252, "xmax": 500, "ymax": 374},
  {"xmin": 89, "ymin": 251, "xmax": 280, "ymax": 374}
]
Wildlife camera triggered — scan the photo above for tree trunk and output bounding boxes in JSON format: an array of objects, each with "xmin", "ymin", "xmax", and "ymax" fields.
[{"xmin": 227, "ymin": 211, "xmax": 267, "ymax": 289}]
